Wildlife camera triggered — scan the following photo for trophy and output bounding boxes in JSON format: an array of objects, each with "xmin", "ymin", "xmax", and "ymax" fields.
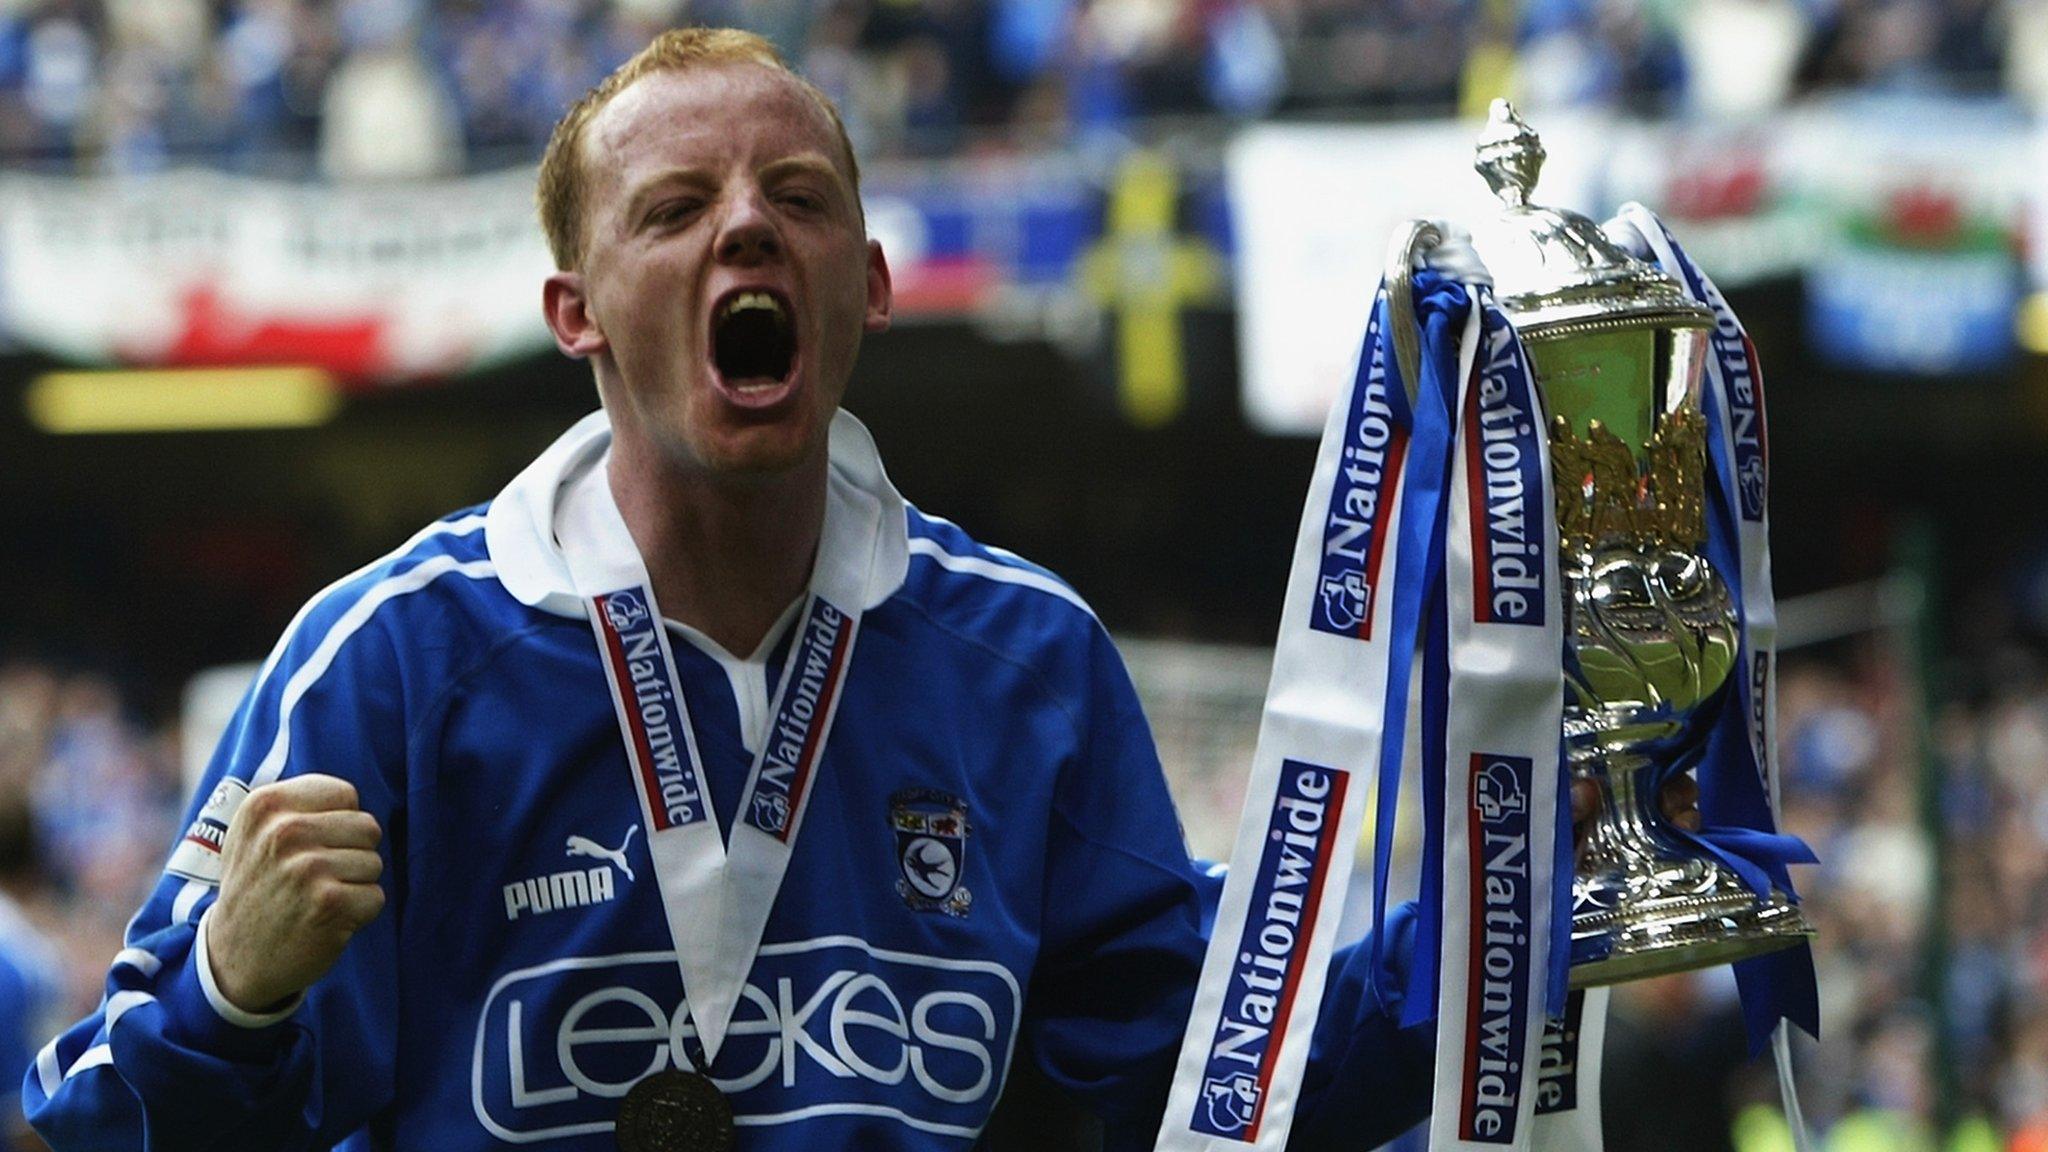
[
  {"xmin": 1155, "ymin": 101, "xmax": 1820, "ymax": 1152},
  {"xmin": 1412, "ymin": 102, "xmax": 1815, "ymax": 987}
]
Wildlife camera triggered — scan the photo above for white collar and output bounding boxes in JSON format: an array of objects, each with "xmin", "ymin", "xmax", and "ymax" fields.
[{"xmin": 485, "ymin": 408, "xmax": 909, "ymax": 620}]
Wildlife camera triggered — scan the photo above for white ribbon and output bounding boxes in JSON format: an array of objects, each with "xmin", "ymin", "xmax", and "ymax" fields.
[
  {"xmin": 561, "ymin": 454, "xmax": 881, "ymax": 1064},
  {"xmin": 1530, "ymin": 988, "xmax": 1609, "ymax": 1152},
  {"xmin": 1154, "ymin": 289, "xmax": 1414, "ymax": 1150},
  {"xmin": 1616, "ymin": 202, "xmax": 1811, "ymax": 1152},
  {"xmin": 1428, "ymin": 292, "xmax": 1566, "ymax": 1152}
]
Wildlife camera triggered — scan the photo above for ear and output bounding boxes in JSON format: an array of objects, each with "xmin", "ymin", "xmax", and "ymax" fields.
[
  {"xmin": 862, "ymin": 239, "xmax": 893, "ymax": 333},
  {"xmin": 543, "ymin": 271, "xmax": 608, "ymax": 359}
]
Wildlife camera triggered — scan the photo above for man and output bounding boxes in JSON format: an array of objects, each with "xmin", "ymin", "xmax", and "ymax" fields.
[{"xmin": 24, "ymin": 28, "xmax": 1672, "ymax": 1151}]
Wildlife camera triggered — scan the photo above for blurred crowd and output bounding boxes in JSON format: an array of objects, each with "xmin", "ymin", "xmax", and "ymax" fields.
[
  {"xmin": 1826, "ymin": 629, "xmax": 2048, "ymax": 1149},
  {"xmin": 1591, "ymin": 633, "xmax": 2048, "ymax": 1151},
  {"xmin": 0, "ymin": 0, "xmax": 2036, "ymax": 179},
  {"xmin": 0, "ymin": 661, "xmax": 184, "ymax": 1151},
  {"xmin": 0, "ymin": 663, "xmax": 183, "ymax": 990}
]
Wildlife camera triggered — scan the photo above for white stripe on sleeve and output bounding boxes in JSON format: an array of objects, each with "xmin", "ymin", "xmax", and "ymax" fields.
[
  {"xmin": 104, "ymin": 990, "xmax": 156, "ymax": 1030},
  {"xmin": 63, "ymin": 1045, "xmax": 112, "ymax": 1079},
  {"xmin": 172, "ymin": 879, "xmax": 207, "ymax": 925},
  {"xmin": 252, "ymin": 556, "xmax": 496, "ymax": 788},
  {"xmin": 113, "ymin": 946, "xmax": 163, "ymax": 977},
  {"xmin": 906, "ymin": 539, "xmax": 1094, "ymax": 617},
  {"xmin": 35, "ymin": 1038, "xmax": 60, "ymax": 1096}
]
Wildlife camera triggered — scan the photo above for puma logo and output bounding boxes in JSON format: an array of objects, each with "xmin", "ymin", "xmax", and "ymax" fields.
[{"xmin": 565, "ymin": 825, "xmax": 639, "ymax": 882}]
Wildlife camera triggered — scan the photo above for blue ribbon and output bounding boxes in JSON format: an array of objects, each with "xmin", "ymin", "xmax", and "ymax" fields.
[
  {"xmin": 1361, "ymin": 271, "xmax": 1462, "ymax": 1027},
  {"xmin": 1365, "ymin": 280, "xmax": 1443, "ymax": 994}
]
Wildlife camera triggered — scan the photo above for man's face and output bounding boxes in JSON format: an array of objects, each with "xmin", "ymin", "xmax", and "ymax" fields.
[{"xmin": 554, "ymin": 63, "xmax": 889, "ymax": 478}]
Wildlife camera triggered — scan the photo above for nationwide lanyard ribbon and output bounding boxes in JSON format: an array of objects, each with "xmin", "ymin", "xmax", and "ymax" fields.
[
  {"xmin": 1155, "ymin": 266, "xmax": 1574, "ymax": 1151},
  {"xmin": 561, "ymin": 453, "xmax": 882, "ymax": 1065},
  {"xmin": 1425, "ymin": 284, "xmax": 1568, "ymax": 1152},
  {"xmin": 1615, "ymin": 203, "xmax": 1819, "ymax": 1148},
  {"xmin": 1155, "ymin": 284, "xmax": 1425, "ymax": 1151},
  {"xmin": 1530, "ymin": 988, "xmax": 1609, "ymax": 1152}
]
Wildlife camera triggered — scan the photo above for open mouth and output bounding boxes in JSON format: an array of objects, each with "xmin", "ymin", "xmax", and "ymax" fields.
[{"xmin": 712, "ymin": 289, "xmax": 797, "ymax": 394}]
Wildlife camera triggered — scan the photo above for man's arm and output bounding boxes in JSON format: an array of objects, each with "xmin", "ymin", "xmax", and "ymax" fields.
[
  {"xmin": 23, "ymin": 582, "xmax": 411, "ymax": 1152},
  {"xmin": 1021, "ymin": 624, "xmax": 1433, "ymax": 1152},
  {"xmin": 1284, "ymin": 903, "xmax": 1433, "ymax": 1148}
]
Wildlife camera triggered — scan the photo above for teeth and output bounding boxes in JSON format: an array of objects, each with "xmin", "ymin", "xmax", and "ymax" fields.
[{"xmin": 720, "ymin": 291, "xmax": 787, "ymax": 326}]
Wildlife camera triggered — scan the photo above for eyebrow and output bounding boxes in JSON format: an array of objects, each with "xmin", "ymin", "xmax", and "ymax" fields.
[
  {"xmin": 621, "ymin": 168, "xmax": 715, "ymax": 227},
  {"xmin": 760, "ymin": 154, "xmax": 846, "ymax": 189},
  {"xmin": 619, "ymin": 152, "xmax": 852, "ymax": 225}
]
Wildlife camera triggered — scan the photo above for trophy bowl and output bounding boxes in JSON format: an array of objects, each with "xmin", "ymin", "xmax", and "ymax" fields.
[{"xmin": 1459, "ymin": 101, "xmax": 1815, "ymax": 987}]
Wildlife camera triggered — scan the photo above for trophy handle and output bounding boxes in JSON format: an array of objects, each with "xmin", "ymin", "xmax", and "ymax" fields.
[{"xmin": 1383, "ymin": 220, "xmax": 1443, "ymax": 407}]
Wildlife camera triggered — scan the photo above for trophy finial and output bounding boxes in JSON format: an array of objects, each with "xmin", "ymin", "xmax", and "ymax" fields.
[
  {"xmin": 1467, "ymin": 100, "xmax": 1710, "ymax": 345},
  {"xmin": 1475, "ymin": 99, "xmax": 1544, "ymax": 209}
]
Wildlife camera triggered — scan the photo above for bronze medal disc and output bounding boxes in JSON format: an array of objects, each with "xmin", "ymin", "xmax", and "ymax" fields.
[{"xmin": 615, "ymin": 1070, "xmax": 734, "ymax": 1152}]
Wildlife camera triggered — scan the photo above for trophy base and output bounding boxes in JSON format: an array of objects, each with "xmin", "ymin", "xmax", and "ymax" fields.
[{"xmin": 1568, "ymin": 854, "xmax": 1815, "ymax": 989}]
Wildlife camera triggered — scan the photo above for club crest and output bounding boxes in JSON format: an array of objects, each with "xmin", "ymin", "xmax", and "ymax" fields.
[{"xmin": 890, "ymin": 788, "xmax": 971, "ymax": 916}]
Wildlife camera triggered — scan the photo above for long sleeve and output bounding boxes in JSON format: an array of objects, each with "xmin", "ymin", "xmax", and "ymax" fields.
[
  {"xmin": 1023, "ymin": 625, "xmax": 1433, "ymax": 1151},
  {"xmin": 23, "ymin": 572, "xmax": 414, "ymax": 1152}
]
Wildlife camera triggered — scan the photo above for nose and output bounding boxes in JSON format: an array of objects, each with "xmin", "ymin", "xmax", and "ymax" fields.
[{"xmin": 714, "ymin": 187, "xmax": 782, "ymax": 264}]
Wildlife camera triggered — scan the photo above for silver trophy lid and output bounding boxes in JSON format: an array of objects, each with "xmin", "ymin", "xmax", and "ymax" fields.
[{"xmin": 1469, "ymin": 100, "xmax": 1713, "ymax": 339}]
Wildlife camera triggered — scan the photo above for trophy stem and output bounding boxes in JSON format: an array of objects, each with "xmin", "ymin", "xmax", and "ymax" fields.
[
  {"xmin": 1577, "ymin": 755, "xmax": 1697, "ymax": 881},
  {"xmin": 1569, "ymin": 755, "xmax": 1813, "ymax": 987}
]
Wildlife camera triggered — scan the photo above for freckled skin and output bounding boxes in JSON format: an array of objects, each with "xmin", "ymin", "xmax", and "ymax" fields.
[
  {"xmin": 539, "ymin": 61, "xmax": 894, "ymax": 655},
  {"xmin": 547, "ymin": 63, "xmax": 891, "ymax": 483}
]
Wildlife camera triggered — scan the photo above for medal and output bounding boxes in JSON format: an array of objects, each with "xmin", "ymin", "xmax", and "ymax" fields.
[{"xmin": 615, "ymin": 1070, "xmax": 735, "ymax": 1152}]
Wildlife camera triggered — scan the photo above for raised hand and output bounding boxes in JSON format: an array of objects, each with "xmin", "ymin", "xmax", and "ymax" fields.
[{"xmin": 204, "ymin": 774, "xmax": 385, "ymax": 1013}]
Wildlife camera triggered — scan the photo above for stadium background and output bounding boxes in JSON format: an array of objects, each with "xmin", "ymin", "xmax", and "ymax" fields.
[{"xmin": 2, "ymin": 0, "xmax": 2046, "ymax": 1148}]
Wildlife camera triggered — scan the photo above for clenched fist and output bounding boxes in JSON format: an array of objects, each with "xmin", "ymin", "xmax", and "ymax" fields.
[{"xmin": 205, "ymin": 774, "xmax": 385, "ymax": 1013}]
